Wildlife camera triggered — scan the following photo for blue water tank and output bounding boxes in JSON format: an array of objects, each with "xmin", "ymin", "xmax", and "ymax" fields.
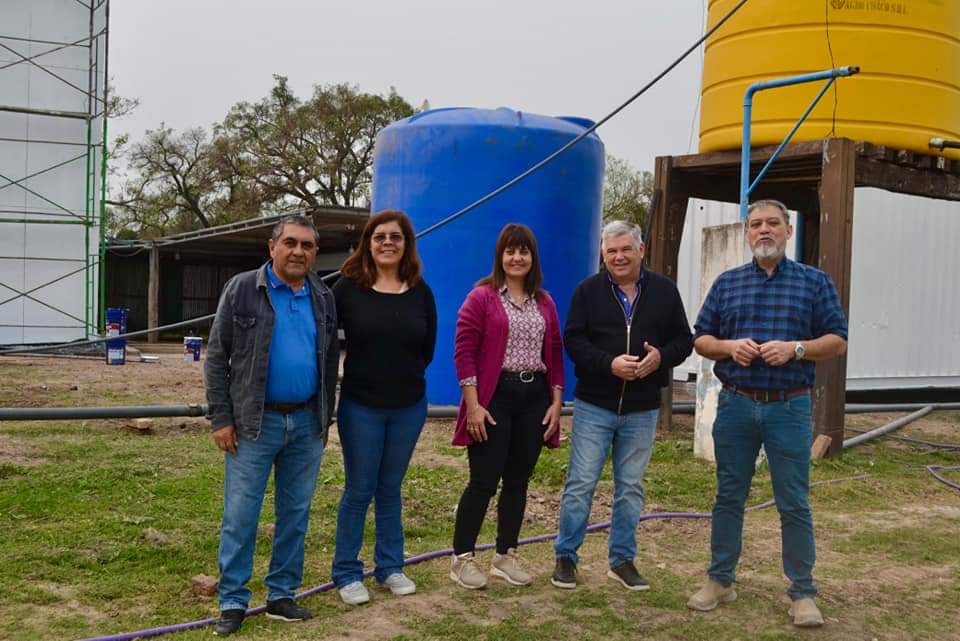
[{"xmin": 371, "ymin": 107, "xmax": 605, "ymax": 405}]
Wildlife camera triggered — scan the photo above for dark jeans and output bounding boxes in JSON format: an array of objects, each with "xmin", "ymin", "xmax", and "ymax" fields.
[
  {"xmin": 453, "ymin": 375, "xmax": 550, "ymax": 555},
  {"xmin": 708, "ymin": 389, "xmax": 817, "ymax": 600}
]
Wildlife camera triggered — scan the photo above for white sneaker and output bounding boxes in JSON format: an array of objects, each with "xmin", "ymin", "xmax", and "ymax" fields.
[
  {"xmin": 381, "ymin": 572, "xmax": 416, "ymax": 596},
  {"xmin": 338, "ymin": 580, "xmax": 370, "ymax": 606}
]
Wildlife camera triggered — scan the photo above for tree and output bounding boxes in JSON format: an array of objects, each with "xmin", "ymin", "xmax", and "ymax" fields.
[
  {"xmin": 108, "ymin": 78, "xmax": 415, "ymax": 237},
  {"xmin": 213, "ymin": 76, "xmax": 415, "ymax": 210},
  {"xmin": 603, "ymin": 154, "xmax": 654, "ymax": 230},
  {"xmin": 107, "ymin": 126, "xmax": 265, "ymax": 237}
]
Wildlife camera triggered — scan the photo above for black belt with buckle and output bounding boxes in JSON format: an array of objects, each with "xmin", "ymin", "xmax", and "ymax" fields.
[
  {"xmin": 723, "ymin": 384, "xmax": 809, "ymax": 402},
  {"xmin": 263, "ymin": 397, "xmax": 315, "ymax": 414},
  {"xmin": 500, "ymin": 370, "xmax": 544, "ymax": 384}
]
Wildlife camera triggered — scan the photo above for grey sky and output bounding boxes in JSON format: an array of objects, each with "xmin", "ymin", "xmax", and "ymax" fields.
[{"xmin": 110, "ymin": 0, "xmax": 708, "ymax": 176}]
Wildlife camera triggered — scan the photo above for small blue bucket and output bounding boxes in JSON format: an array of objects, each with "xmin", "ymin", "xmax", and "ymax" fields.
[
  {"xmin": 105, "ymin": 307, "xmax": 128, "ymax": 366},
  {"xmin": 183, "ymin": 336, "xmax": 202, "ymax": 362}
]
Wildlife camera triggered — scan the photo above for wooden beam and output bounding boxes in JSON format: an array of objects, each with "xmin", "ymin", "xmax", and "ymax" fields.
[
  {"xmin": 815, "ymin": 138, "xmax": 856, "ymax": 456},
  {"xmin": 147, "ymin": 245, "xmax": 160, "ymax": 343},
  {"xmin": 855, "ymin": 157, "xmax": 960, "ymax": 201},
  {"xmin": 671, "ymin": 140, "xmax": 825, "ymax": 170},
  {"xmin": 649, "ymin": 155, "xmax": 690, "ymax": 433}
]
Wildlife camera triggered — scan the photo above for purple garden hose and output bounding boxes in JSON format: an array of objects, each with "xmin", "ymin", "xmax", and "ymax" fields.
[{"xmin": 75, "ymin": 475, "xmax": 871, "ymax": 641}]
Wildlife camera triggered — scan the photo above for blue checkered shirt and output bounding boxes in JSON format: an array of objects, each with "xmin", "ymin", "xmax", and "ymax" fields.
[{"xmin": 694, "ymin": 258, "xmax": 848, "ymax": 389}]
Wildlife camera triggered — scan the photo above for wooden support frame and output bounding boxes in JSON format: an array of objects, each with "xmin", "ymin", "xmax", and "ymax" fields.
[
  {"xmin": 814, "ymin": 138, "xmax": 856, "ymax": 455},
  {"xmin": 147, "ymin": 245, "xmax": 160, "ymax": 343},
  {"xmin": 647, "ymin": 138, "xmax": 959, "ymax": 457},
  {"xmin": 649, "ymin": 155, "xmax": 691, "ymax": 434}
]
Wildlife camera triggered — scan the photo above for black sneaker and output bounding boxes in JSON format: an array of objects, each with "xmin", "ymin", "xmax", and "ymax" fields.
[
  {"xmin": 213, "ymin": 609, "xmax": 244, "ymax": 636},
  {"xmin": 265, "ymin": 598, "xmax": 313, "ymax": 622},
  {"xmin": 551, "ymin": 557, "xmax": 577, "ymax": 589},
  {"xmin": 607, "ymin": 561, "xmax": 650, "ymax": 591}
]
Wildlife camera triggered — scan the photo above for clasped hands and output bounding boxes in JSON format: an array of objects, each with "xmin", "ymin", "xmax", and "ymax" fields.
[
  {"xmin": 729, "ymin": 338, "xmax": 793, "ymax": 367},
  {"xmin": 611, "ymin": 342, "xmax": 661, "ymax": 382}
]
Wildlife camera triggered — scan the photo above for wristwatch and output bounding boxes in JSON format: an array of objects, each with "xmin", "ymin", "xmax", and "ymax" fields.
[{"xmin": 794, "ymin": 342, "xmax": 806, "ymax": 360}]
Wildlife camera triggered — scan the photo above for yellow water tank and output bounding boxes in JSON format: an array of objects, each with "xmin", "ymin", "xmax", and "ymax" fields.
[{"xmin": 700, "ymin": 0, "xmax": 960, "ymax": 160}]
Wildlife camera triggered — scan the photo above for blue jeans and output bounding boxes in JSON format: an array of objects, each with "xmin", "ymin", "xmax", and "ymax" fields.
[
  {"xmin": 555, "ymin": 399, "xmax": 658, "ymax": 567},
  {"xmin": 709, "ymin": 389, "xmax": 817, "ymax": 600},
  {"xmin": 332, "ymin": 396, "xmax": 427, "ymax": 587},
  {"xmin": 218, "ymin": 408, "xmax": 324, "ymax": 611}
]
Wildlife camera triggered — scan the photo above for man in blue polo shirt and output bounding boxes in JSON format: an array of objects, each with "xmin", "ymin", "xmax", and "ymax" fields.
[
  {"xmin": 687, "ymin": 200, "xmax": 848, "ymax": 628},
  {"xmin": 205, "ymin": 215, "xmax": 339, "ymax": 636}
]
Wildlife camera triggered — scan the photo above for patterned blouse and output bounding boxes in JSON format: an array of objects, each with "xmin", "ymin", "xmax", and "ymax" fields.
[{"xmin": 460, "ymin": 287, "xmax": 558, "ymax": 387}]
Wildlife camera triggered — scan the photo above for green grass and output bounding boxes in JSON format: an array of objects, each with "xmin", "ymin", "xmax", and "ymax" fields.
[{"xmin": 1, "ymin": 413, "xmax": 959, "ymax": 641}]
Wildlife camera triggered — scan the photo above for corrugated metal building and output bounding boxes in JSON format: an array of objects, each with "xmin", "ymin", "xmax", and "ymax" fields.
[
  {"xmin": 674, "ymin": 189, "xmax": 960, "ymax": 390},
  {"xmin": 106, "ymin": 207, "xmax": 367, "ymax": 334}
]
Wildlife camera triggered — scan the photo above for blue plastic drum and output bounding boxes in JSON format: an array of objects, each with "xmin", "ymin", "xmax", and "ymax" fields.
[{"xmin": 371, "ymin": 107, "xmax": 605, "ymax": 404}]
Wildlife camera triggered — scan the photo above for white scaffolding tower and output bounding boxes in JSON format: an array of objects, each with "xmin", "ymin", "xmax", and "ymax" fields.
[{"xmin": 0, "ymin": 0, "xmax": 110, "ymax": 345}]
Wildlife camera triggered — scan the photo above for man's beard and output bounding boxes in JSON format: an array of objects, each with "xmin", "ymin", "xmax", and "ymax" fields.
[{"xmin": 751, "ymin": 241, "xmax": 784, "ymax": 260}]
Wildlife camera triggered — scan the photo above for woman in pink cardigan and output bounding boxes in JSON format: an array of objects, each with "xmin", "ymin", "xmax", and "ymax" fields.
[{"xmin": 449, "ymin": 223, "xmax": 564, "ymax": 590}]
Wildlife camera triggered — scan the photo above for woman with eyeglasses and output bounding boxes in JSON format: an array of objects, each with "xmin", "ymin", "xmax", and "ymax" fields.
[
  {"xmin": 449, "ymin": 223, "xmax": 564, "ymax": 590},
  {"xmin": 331, "ymin": 210, "xmax": 436, "ymax": 606}
]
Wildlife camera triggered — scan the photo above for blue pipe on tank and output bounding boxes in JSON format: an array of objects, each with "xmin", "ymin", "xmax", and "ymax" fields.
[{"xmin": 740, "ymin": 66, "xmax": 860, "ymax": 219}]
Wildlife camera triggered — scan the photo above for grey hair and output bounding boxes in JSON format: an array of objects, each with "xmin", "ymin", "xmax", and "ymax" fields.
[
  {"xmin": 747, "ymin": 199, "xmax": 790, "ymax": 224},
  {"xmin": 601, "ymin": 220, "xmax": 643, "ymax": 250},
  {"xmin": 271, "ymin": 214, "xmax": 319, "ymax": 242}
]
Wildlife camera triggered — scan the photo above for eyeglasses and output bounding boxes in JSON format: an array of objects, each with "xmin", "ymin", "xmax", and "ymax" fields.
[{"xmin": 371, "ymin": 232, "xmax": 404, "ymax": 244}]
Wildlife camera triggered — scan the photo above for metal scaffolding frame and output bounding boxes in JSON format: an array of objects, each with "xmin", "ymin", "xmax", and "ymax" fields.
[{"xmin": 0, "ymin": 0, "xmax": 110, "ymax": 344}]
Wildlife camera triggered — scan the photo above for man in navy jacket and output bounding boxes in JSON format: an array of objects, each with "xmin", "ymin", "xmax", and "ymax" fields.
[{"xmin": 552, "ymin": 220, "xmax": 693, "ymax": 591}]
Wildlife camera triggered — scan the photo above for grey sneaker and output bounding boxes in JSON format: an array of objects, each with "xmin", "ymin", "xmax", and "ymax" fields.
[
  {"xmin": 687, "ymin": 579, "xmax": 737, "ymax": 611},
  {"xmin": 607, "ymin": 561, "xmax": 650, "ymax": 591},
  {"xmin": 490, "ymin": 548, "xmax": 532, "ymax": 586},
  {"xmin": 338, "ymin": 580, "xmax": 370, "ymax": 606},
  {"xmin": 450, "ymin": 552, "xmax": 487, "ymax": 589},
  {"xmin": 381, "ymin": 572, "xmax": 416, "ymax": 596},
  {"xmin": 551, "ymin": 557, "xmax": 577, "ymax": 589},
  {"xmin": 789, "ymin": 597, "xmax": 824, "ymax": 627}
]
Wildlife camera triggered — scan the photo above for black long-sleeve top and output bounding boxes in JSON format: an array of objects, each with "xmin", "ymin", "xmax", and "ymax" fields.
[
  {"xmin": 333, "ymin": 276, "xmax": 437, "ymax": 409},
  {"xmin": 563, "ymin": 270, "xmax": 693, "ymax": 414}
]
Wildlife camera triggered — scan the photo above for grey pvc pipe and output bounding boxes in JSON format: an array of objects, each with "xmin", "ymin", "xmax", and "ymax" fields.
[
  {"xmin": 842, "ymin": 405, "xmax": 935, "ymax": 449},
  {"xmin": 6, "ymin": 400, "xmax": 959, "ymax": 423},
  {"xmin": 845, "ymin": 402, "xmax": 960, "ymax": 413},
  {"xmin": 0, "ymin": 402, "xmax": 694, "ymax": 422},
  {"xmin": 0, "ymin": 404, "xmax": 206, "ymax": 421},
  {"xmin": 425, "ymin": 403, "xmax": 695, "ymax": 418}
]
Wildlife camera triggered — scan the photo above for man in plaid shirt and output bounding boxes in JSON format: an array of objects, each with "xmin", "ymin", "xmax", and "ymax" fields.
[{"xmin": 687, "ymin": 200, "xmax": 848, "ymax": 628}]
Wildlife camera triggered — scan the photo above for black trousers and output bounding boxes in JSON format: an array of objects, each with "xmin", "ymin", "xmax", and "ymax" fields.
[{"xmin": 453, "ymin": 375, "xmax": 550, "ymax": 554}]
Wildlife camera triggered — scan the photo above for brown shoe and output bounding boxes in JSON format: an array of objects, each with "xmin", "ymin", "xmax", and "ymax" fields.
[
  {"xmin": 789, "ymin": 597, "xmax": 824, "ymax": 627},
  {"xmin": 687, "ymin": 579, "xmax": 737, "ymax": 611}
]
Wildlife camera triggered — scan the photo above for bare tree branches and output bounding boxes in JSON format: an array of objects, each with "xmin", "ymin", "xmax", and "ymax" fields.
[{"xmin": 108, "ymin": 77, "xmax": 414, "ymax": 237}]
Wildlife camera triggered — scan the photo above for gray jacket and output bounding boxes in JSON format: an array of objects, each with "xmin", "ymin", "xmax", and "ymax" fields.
[{"xmin": 204, "ymin": 262, "xmax": 339, "ymax": 440}]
